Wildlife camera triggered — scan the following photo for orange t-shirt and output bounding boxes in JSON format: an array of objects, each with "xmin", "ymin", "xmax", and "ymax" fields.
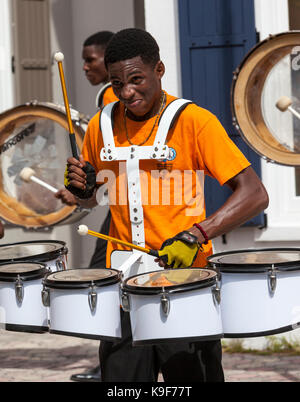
[{"xmin": 82, "ymin": 92, "xmax": 250, "ymax": 267}]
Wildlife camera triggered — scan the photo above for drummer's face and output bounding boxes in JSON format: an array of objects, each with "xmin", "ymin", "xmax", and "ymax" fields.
[
  {"xmin": 108, "ymin": 56, "xmax": 165, "ymax": 119},
  {"xmin": 82, "ymin": 45, "xmax": 108, "ymax": 86}
]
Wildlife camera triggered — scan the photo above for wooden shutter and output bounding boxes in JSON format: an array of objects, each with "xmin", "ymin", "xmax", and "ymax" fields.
[
  {"xmin": 178, "ymin": 0, "xmax": 265, "ymax": 226},
  {"xmin": 11, "ymin": 0, "xmax": 52, "ymax": 104}
]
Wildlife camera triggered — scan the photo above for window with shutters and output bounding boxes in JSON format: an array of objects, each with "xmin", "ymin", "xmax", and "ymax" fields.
[
  {"xmin": 11, "ymin": 0, "xmax": 52, "ymax": 104},
  {"xmin": 178, "ymin": 0, "xmax": 265, "ymax": 227}
]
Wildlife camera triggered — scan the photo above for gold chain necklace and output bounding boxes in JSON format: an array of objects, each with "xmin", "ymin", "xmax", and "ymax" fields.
[{"xmin": 124, "ymin": 91, "xmax": 166, "ymax": 146}]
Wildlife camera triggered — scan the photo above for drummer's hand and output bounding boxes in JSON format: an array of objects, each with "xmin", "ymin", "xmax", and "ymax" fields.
[
  {"xmin": 155, "ymin": 231, "xmax": 202, "ymax": 269},
  {"xmin": 64, "ymin": 155, "xmax": 96, "ymax": 199},
  {"xmin": 55, "ymin": 188, "xmax": 78, "ymax": 206},
  {"xmin": 64, "ymin": 155, "xmax": 87, "ymax": 190}
]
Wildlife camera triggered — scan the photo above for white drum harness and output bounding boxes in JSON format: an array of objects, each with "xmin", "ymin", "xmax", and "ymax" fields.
[{"xmin": 99, "ymin": 98, "xmax": 192, "ymax": 252}]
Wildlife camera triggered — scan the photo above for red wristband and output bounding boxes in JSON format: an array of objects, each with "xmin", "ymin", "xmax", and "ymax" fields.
[{"xmin": 193, "ymin": 223, "xmax": 209, "ymax": 244}]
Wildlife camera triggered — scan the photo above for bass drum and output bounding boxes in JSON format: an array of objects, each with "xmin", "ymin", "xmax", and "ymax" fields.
[
  {"xmin": 0, "ymin": 102, "xmax": 90, "ymax": 229},
  {"xmin": 231, "ymin": 31, "xmax": 300, "ymax": 166}
]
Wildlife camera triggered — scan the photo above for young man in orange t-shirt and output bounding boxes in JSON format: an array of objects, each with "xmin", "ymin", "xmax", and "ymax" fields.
[{"xmin": 65, "ymin": 28, "xmax": 269, "ymax": 382}]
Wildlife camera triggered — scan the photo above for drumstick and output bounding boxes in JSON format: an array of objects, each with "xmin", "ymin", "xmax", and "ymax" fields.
[
  {"xmin": 276, "ymin": 96, "xmax": 300, "ymax": 121},
  {"xmin": 54, "ymin": 52, "xmax": 79, "ymax": 159},
  {"xmin": 20, "ymin": 167, "xmax": 58, "ymax": 193},
  {"xmin": 77, "ymin": 224, "xmax": 159, "ymax": 257}
]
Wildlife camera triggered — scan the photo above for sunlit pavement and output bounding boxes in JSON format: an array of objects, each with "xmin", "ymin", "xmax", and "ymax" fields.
[{"xmin": 1, "ymin": 329, "xmax": 300, "ymax": 382}]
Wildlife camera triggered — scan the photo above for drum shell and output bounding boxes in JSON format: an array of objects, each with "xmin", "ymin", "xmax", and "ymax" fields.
[
  {"xmin": 0, "ymin": 240, "xmax": 68, "ymax": 272},
  {"xmin": 46, "ymin": 282, "xmax": 121, "ymax": 341},
  {"xmin": 220, "ymin": 270, "xmax": 300, "ymax": 338},
  {"xmin": 124, "ymin": 284, "xmax": 223, "ymax": 345},
  {"xmin": 0, "ymin": 277, "xmax": 48, "ymax": 333}
]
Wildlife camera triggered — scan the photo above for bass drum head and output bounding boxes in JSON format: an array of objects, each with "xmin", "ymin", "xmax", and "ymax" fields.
[
  {"xmin": 0, "ymin": 102, "xmax": 88, "ymax": 228},
  {"xmin": 0, "ymin": 240, "xmax": 67, "ymax": 263},
  {"xmin": 124, "ymin": 268, "xmax": 217, "ymax": 295},
  {"xmin": 207, "ymin": 248, "xmax": 300, "ymax": 272},
  {"xmin": 0, "ymin": 261, "xmax": 48, "ymax": 281},
  {"xmin": 231, "ymin": 31, "xmax": 300, "ymax": 166},
  {"xmin": 44, "ymin": 268, "xmax": 121, "ymax": 289}
]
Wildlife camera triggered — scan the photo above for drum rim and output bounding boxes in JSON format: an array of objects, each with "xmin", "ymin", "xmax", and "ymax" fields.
[
  {"xmin": 0, "ymin": 261, "xmax": 48, "ymax": 282},
  {"xmin": 207, "ymin": 247, "xmax": 300, "ymax": 272},
  {"xmin": 0, "ymin": 240, "xmax": 68, "ymax": 262},
  {"xmin": 123, "ymin": 268, "xmax": 217, "ymax": 295},
  {"xmin": 43, "ymin": 268, "xmax": 121, "ymax": 289}
]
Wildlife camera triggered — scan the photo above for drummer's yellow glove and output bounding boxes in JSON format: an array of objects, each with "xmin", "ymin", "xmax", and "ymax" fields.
[{"xmin": 158, "ymin": 231, "xmax": 202, "ymax": 269}]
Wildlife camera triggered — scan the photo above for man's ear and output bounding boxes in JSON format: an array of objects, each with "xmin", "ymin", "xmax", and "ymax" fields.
[{"xmin": 155, "ymin": 60, "xmax": 165, "ymax": 79}]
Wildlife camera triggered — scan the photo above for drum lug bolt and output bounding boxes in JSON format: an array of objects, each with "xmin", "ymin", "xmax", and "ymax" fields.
[
  {"xmin": 15, "ymin": 275, "xmax": 24, "ymax": 305},
  {"xmin": 41, "ymin": 286, "xmax": 50, "ymax": 307},
  {"xmin": 88, "ymin": 282, "xmax": 97, "ymax": 313},
  {"xmin": 212, "ymin": 285, "xmax": 221, "ymax": 305},
  {"xmin": 268, "ymin": 265, "xmax": 277, "ymax": 295},
  {"xmin": 160, "ymin": 289, "xmax": 170, "ymax": 317},
  {"xmin": 56, "ymin": 258, "xmax": 66, "ymax": 271},
  {"xmin": 121, "ymin": 291, "xmax": 131, "ymax": 312}
]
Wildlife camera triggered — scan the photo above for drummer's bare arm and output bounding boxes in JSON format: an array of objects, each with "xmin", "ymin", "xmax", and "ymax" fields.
[
  {"xmin": 187, "ymin": 166, "xmax": 269, "ymax": 244},
  {"xmin": 55, "ymin": 189, "xmax": 78, "ymax": 206}
]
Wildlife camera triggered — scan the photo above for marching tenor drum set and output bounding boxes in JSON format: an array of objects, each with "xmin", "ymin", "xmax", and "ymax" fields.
[{"xmin": 1, "ymin": 33, "xmax": 300, "ymax": 346}]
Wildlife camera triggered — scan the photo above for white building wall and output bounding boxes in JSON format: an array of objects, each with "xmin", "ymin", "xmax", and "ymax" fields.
[{"xmin": 0, "ymin": 0, "xmax": 14, "ymax": 112}]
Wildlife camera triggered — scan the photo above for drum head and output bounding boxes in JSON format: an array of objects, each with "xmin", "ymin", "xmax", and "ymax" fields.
[
  {"xmin": 124, "ymin": 268, "xmax": 217, "ymax": 295},
  {"xmin": 207, "ymin": 248, "xmax": 300, "ymax": 272},
  {"xmin": 0, "ymin": 240, "xmax": 67, "ymax": 263},
  {"xmin": 0, "ymin": 102, "xmax": 87, "ymax": 227},
  {"xmin": 0, "ymin": 261, "xmax": 47, "ymax": 281},
  {"xmin": 44, "ymin": 268, "xmax": 121, "ymax": 289},
  {"xmin": 231, "ymin": 31, "xmax": 300, "ymax": 166}
]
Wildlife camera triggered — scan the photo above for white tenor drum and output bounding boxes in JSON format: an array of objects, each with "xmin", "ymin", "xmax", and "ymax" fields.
[
  {"xmin": 0, "ymin": 240, "xmax": 68, "ymax": 271},
  {"xmin": 208, "ymin": 248, "xmax": 300, "ymax": 338},
  {"xmin": 0, "ymin": 102, "xmax": 90, "ymax": 229},
  {"xmin": 121, "ymin": 268, "xmax": 223, "ymax": 345},
  {"xmin": 43, "ymin": 268, "xmax": 122, "ymax": 340},
  {"xmin": 0, "ymin": 261, "xmax": 49, "ymax": 333}
]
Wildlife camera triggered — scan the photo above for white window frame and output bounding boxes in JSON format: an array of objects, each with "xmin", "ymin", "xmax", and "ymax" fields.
[
  {"xmin": 253, "ymin": 0, "xmax": 300, "ymax": 241},
  {"xmin": 0, "ymin": 0, "xmax": 14, "ymax": 112}
]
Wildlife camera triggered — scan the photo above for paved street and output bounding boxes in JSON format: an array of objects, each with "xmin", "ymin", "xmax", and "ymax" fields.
[{"xmin": 1, "ymin": 329, "xmax": 300, "ymax": 382}]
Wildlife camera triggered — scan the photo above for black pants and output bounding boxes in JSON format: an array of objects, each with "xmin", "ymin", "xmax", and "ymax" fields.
[
  {"xmin": 99, "ymin": 310, "xmax": 224, "ymax": 382},
  {"xmin": 89, "ymin": 210, "xmax": 111, "ymax": 269}
]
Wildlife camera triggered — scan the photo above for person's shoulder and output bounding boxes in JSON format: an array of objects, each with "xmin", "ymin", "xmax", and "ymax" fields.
[
  {"xmin": 172, "ymin": 97, "xmax": 216, "ymax": 127},
  {"xmin": 87, "ymin": 110, "xmax": 101, "ymax": 129}
]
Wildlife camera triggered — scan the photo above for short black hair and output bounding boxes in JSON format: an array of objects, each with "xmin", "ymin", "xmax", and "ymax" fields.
[
  {"xmin": 83, "ymin": 31, "xmax": 114, "ymax": 48},
  {"xmin": 104, "ymin": 28, "xmax": 160, "ymax": 68}
]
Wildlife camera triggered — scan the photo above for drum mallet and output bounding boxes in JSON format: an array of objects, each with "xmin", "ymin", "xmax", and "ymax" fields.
[
  {"xmin": 54, "ymin": 52, "xmax": 79, "ymax": 159},
  {"xmin": 77, "ymin": 225, "xmax": 159, "ymax": 257},
  {"xmin": 20, "ymin": 167, "xmax": 58, "ymax": 193},
  {"xmin": 276, "ymin": 96, "xmax": 300, "ymax": 121}
]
